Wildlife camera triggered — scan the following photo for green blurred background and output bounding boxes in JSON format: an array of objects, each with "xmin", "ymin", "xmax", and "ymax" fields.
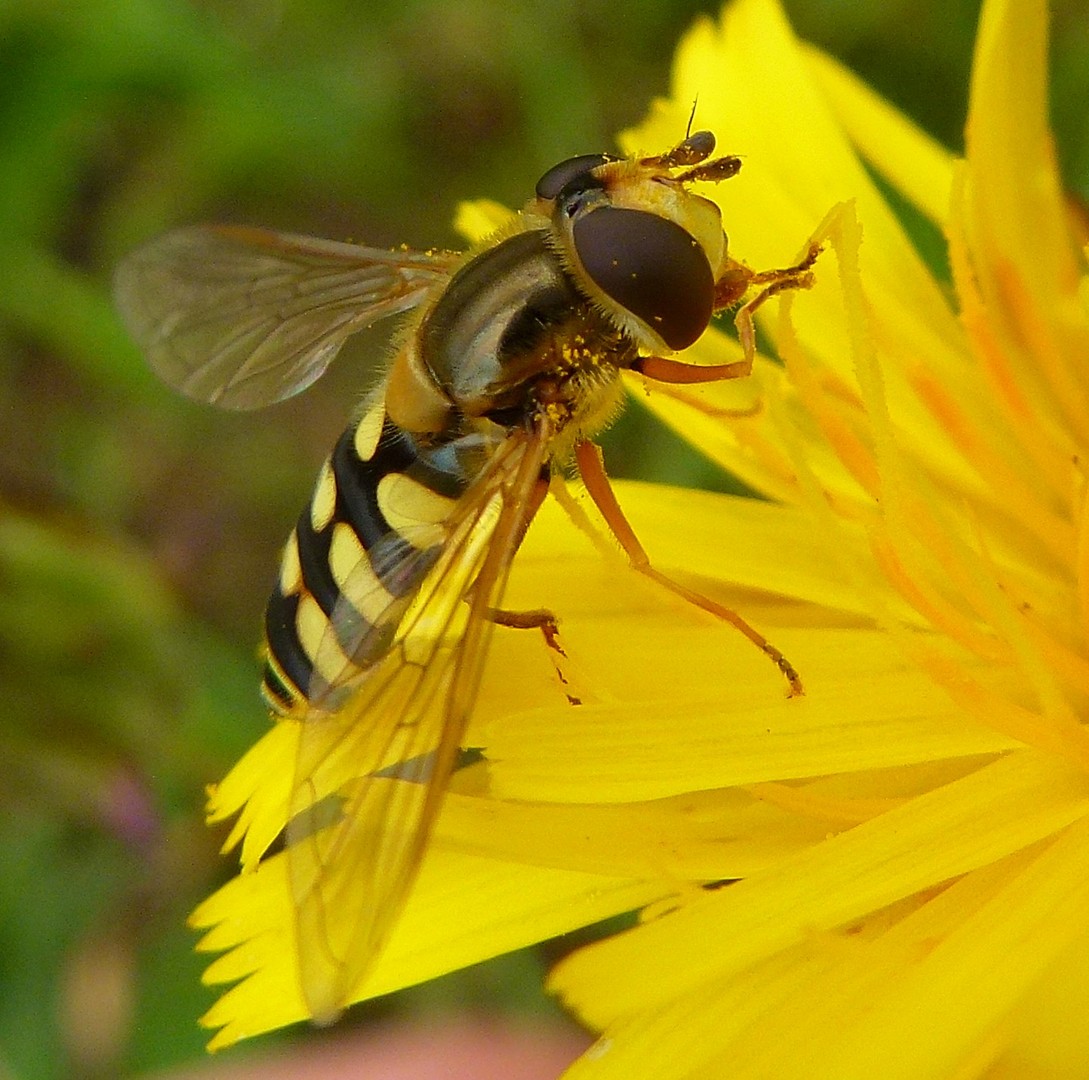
[{"xmin": 1, "ymin": 0, "xmax": 1087, "ymax": 1076}]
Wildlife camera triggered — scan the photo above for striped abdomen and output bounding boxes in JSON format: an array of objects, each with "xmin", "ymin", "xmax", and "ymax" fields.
[{"xmin": 261, "ymin": 403, "xmax": 476, "ymax": 714}]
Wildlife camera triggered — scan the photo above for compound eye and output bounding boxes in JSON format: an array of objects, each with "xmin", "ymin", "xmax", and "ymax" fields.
[
  {"xmin": 573, "ymin": 207, "xmax": 714, "ymax": 351},
  {"xmin": 535, "ymin": 153, "xmax": 614, "ymax": 200}
]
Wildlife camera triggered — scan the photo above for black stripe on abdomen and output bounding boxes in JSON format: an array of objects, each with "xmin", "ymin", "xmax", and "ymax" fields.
[
  {"xmin": 262, "ymin": 586, "xmax": 309, "ymax": 707},
  {"xmin": 261, "ymin": 413, "xmax": 465, "ymax": 712}
]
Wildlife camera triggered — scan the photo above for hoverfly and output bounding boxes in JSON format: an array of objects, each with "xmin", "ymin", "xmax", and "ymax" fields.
[{"xmin": 115, "ymin": 130, "xmax": 819, "ymax": 1024}]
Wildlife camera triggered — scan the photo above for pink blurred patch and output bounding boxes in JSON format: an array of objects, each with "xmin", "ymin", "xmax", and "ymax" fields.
[{"xmin": 149, "ymin": 1019, "xmax": 590, "ymax": 1080}]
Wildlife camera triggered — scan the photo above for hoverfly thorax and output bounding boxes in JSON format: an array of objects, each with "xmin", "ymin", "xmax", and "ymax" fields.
[
  {"xmin": 412, "ymin": 229, "xmax": 598, "ymax": 425},
  {"xmin": 536, "ymin": 130, "xmax": 740, "ymax": 354}
]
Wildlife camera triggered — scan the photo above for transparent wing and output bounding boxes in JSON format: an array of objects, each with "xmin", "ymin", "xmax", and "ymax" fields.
[
  {"xmin": 285, "ymin": 422, "xmax": 552, "ymax": 1023},
  {"xmin": 114, "ymin": 225, "xmax": 459, "ymax": 410}
]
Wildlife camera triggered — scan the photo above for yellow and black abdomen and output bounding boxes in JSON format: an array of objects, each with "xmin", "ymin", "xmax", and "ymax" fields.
[{"xmin": 261, "ymin": 406, "xmax": 476, "ymax": 714}]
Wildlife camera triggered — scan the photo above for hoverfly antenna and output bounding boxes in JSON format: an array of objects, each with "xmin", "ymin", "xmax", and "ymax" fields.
[
  {"xmin": 641, "ymin": 130, "xmax": 716, "ymax": 171},
  {"xmin": 676, "ymin": 153, "xmax": 743, "ymax": 185},
  {"xmin": 685, "ymin": 97, "xmax": 699, "ymax": 139}
]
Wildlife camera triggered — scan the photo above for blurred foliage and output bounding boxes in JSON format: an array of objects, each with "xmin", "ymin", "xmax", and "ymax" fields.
[{"xmin": 0, "ymin": 0, "xmax": 1087, "ymax": 1077}]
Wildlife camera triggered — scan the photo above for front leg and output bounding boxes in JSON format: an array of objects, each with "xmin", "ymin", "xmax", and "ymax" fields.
[
  {"xmin": 483, "ymin": 603, "xmax": 563, "ymax": 650},
  {"xmin": 716, "ymin": 242, "xmax": 823, "ymax": 368},
  {"xmin": 631, "ymin": 353, "xmax": 752, "ymax": 384}
]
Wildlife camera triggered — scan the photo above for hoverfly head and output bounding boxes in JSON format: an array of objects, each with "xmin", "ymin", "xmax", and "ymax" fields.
[{"xmin": 533, "ymin": 131, "xmax": 741, "ymax": 353}]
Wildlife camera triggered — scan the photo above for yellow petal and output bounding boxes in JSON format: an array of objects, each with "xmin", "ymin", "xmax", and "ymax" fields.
[
  {"xmin": 206, "ymin": 719, "xmax": 297, "ymax": 869},
  {"xmin": 192, "ymin": 841, "xmax": 666, "ymax": 1049},
  {"xmin": 994, "ymin": 914, "xmax": 1089, "ymax": 1074},
  {"xmin": 565, "ymin": 822, "xmax": 1089, "ymax": 1079},
  {"xmin": 453, "ymin": 199, "xmax": 518, "ymax": 246},
  {"xmin": 803, "ymin": 46, "xmax": 955, "ymax": 226},
  {"xmin": 484, "ymin": 657, "xmax": 1018, "ymax": 803},
  {"xmin": 961, "ymin": 0, "xmax": 1089, "ymax": 437},
  {"xmin": 793, "ymin": 816, "xmax": 1089, "ymax": 1079},
  {"xmin": 551, "ymin": 750, "xmax": 1089, "ymax": 1029},
  {"xmin": 621, "ymin": 355, "xmax": 876, "ymax": 511},
  {"xmin": 435, "ymin": 788, "xmax": 833, "ymax": 881}
]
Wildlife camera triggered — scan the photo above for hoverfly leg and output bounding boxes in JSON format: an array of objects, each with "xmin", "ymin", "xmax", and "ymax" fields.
[
  {"xmin": 488, "ymin": 605, "xmax": 564, "ymax": 659},
  {"xmin": 474, "ymin": 471, "xmax": 567, "ymax": 654},
  {"xmin": 746, "ymin": 241, "xmax": 823, "ymax": 287},
  {"xmin": 630, "ymin": 355, "xmax": 763, "ymax": 420},
  {"xmin": 573, "ymin": 439, "xmax": 804, "ymax": 697},
  {"xmin": 632, "ymin": 354, "xmax": 751, "ymax": 384},
  {"xmin": 483, "ymin": 605, "xmax": 556, "ymax": 631},
  {"xmin": 735, "ymin": 242, "xmax": 823, "ymax": 364},
  {"xmin": 713, "ymin": 243, "xmax": 823, "ymax": 368},
  {"xmin": 481, "ymin": 605, "xmax": 576, "ymax": 700},
  {"xmin": 483, "ymin": 605, "xmax": 567, "ymax": 662}
]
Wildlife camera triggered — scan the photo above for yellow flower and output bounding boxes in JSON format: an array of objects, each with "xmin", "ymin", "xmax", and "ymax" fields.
[{"xmin": 192, "ymin": 0, "xmax": 1089, "ymax": 1073}]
